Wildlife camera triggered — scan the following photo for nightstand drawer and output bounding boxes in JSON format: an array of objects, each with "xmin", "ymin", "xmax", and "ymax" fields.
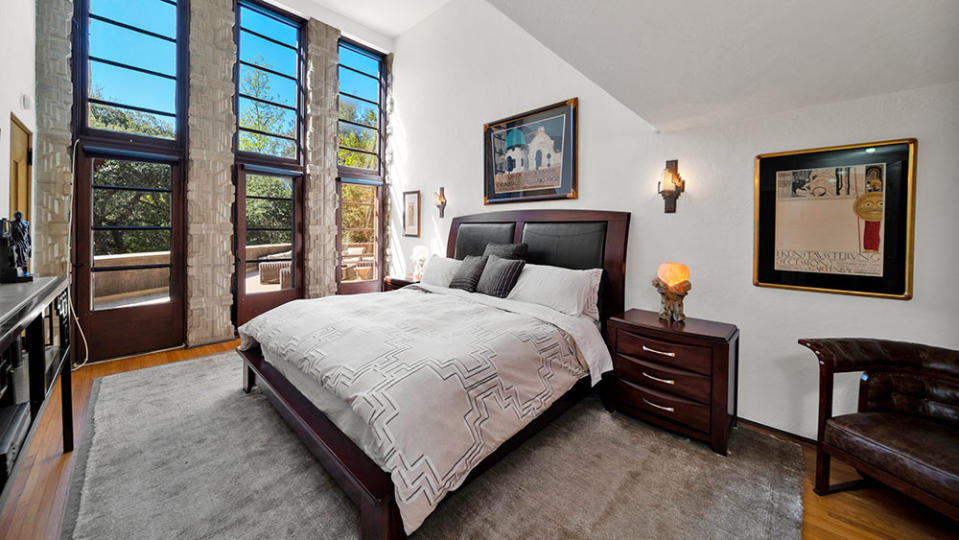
[
  {"xmin": 614, "ymin": 353, "xmax": 711, "ymax": 404},
  {"xmin": 614, "ymin": 379, "xmax": 710, "ymax": 433},
  {"xmin": 617, "ymin": 330, "xmax": 711, "ymax": 375}
]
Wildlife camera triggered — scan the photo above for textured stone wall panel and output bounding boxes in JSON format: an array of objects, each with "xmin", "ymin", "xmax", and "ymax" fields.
[
  {"xmin": 186, "ymin": 0, "xmax": 237, "ymax": 344},
  {"xmin": 34, "ymin": 0, "xmax": 75, "ymax": 278},
  {"xmin": 382, "ymin": 53, "xmax": 395, "ymax": 274},
  {"xmin": 304, "ymin": 20, "xmax": 341, "ymax": 298}
]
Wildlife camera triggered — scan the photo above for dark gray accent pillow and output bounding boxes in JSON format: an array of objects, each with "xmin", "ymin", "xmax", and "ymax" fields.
[
  {"xmin": 476, "ymin": 255, "xmax": 525, "ymax": 298},
  {"xmin": 448, "ymin": 255, "xmax": 488, "ymax": 292},
  {"xmin": 482, "ymin": 242, "xmax": 528, "ymax": 260}
]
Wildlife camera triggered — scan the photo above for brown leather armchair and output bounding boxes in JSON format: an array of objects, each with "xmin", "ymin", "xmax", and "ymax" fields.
[{"xmin": 800, "ymin": 338, "xmax": 959, "ymax": 520}]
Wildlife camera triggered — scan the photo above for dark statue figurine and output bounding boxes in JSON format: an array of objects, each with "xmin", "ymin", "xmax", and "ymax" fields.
[{"xmin": 0, "ymin": 211, "xmax": 33, "ymax": 283}]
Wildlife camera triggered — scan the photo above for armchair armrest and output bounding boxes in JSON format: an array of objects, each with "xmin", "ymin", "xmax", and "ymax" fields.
[{"xmin": 798, "ymin": 338, "xmax": 939, "ymax": 373}]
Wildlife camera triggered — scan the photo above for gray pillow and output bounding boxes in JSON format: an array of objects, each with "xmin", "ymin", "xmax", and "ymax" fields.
[
  {"xmin": 482, "ymin": 243, "xmax": 528, "ymax": 260},
  {"xmin": 476, "ymin": 255, "xmax": 525, "ymax": 298},
  {"xmin": 448, "ymin": 255, "xmax": 488, "ymax": 292},
  {"xmin": 420, "ymin": 255, "xmax": 462, "ymax": 287}
]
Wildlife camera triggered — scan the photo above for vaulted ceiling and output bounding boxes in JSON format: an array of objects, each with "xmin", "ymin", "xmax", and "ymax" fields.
[{"xmin": 486, "ymin": 0, "xmax": 959, "ymax": 131}]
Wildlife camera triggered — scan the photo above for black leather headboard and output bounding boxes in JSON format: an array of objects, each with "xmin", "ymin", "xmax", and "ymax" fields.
[
  {"xmin": 522, "ymin": 222, "xmax": 606, "ymax": 270},
  {"xmin": 453, "ymin": 223, "xmax": 516, "ymax": 258},
  {"xmin": 447, "ymin": 209, "xmax": 630, "ymax": 321}
]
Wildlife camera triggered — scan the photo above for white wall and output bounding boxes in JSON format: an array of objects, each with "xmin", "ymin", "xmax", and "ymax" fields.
[
  {"xmin": 0, "ymin": 0, "xmax": 37, "ymax": 217},
  {"xmin": 267, "ymin": 0, "xmax": 394, "ymax": 53},
  {"xmin": 389, "ymin": 0, "xmax": 959, "ymax": 439}
]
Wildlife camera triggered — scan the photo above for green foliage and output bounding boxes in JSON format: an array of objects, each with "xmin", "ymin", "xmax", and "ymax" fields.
[
  {"xmin": 338, "ymin": 100, "xmax": 378, "ymax": 170},
  {"xmin": 246, "ymin": 175, "xmax": 293, "ymax": 248},
  {"xmin": 92, "ymin": 160, "xmax": 172, "ymax": 256},
  {"xmin": 88, "ymin": 87, "xmax": 175, "ymax": 139},
  {"xmin": 340, "ymin": 183, "xmax": 376, "ymax": 246},
  {"xmin": 239, "ymin": 59, "xmax": 296, "ymax": 158}
]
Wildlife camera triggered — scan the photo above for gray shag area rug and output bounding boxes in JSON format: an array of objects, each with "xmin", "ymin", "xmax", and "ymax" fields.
[{"xmin": 63, "ymin": 353, "xmax": 803, "ymax": 539}]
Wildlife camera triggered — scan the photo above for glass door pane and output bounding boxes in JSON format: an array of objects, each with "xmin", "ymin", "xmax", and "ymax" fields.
[
  {"xmin": 90, "ymin": 158, "xmax": 173, "ymax": 310},
  {"xmin": 244, "ymin": 174, "xmax": 295, "ymax": 294},
  {"xmin": 340, "ymin": 183, "xmax": 378, "ymax": 284}
]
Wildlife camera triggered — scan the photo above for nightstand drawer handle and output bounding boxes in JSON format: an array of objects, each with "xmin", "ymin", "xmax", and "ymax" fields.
[
  {"xmin": 642, "ymin": 345, "xmax": 676, "ymax": 357},
  {"xmin": 642, "ymin": 398, "xmax": 674, "ymax": 413},
  {"xmin": 642, "ymin": 371, "xmax": 675, "ymax": 385}
]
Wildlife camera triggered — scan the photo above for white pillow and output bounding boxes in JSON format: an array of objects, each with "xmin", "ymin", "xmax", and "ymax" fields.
[
  {"xmin": 420, "ymin": 255, "xmax": 462, "ymax": 287},
  {"xmin": 507, "ymin": 263, "xmax": 603, "ymax": 320}
]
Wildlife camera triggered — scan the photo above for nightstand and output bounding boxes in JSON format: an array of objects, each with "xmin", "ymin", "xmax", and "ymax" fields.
[
  {"xmin": 607, "ymin": 309, "xmax": 739, "ymax": 454},
  {"xmin": 383, "ymin": 275, "xmax": 420, "ymax": 291}
]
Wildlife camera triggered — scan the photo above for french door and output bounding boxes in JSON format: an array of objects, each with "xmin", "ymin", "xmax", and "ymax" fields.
[
  {"xmin": 234, "ymin": 165, "xmax": 304, "ymax": 325},
  {"xmin": 73, "ymin": 149, "xmax": 185, "ymax": 360}
]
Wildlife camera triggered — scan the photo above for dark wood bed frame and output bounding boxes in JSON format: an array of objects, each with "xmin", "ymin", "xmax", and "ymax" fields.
[{"xmin": 238, "ymin": 209, "xmax": 630, "ymax": 538}]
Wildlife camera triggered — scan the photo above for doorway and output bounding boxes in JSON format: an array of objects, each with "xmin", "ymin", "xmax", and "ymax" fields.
[
  {"xmin": 72, "ymin": 149, "xmax": 185, "ymax": 360},
  {"xmin": 9, "ymin": 115, "xmax": 32, "ymax": 221}
]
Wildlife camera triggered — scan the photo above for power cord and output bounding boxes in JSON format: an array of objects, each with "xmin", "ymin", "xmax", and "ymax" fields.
[{"xmin": 65, "ymin": 138, "xmax": 90, "ymax": 371}]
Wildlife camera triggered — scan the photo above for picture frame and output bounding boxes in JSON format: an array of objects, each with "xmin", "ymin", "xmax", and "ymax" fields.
[
  {"xmin": 402, "ymin": 190, "xmax": 420, "ymax": 237},
  {"xmin": 484, "ymin": 98, "xmax": 577, "ymax": 204},
  {"xmin": 754, "ymin": 138, "xmax": 917, "ymax": 299}
]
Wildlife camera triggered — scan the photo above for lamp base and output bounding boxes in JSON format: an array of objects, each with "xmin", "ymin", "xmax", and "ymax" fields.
[{"xmin": 652, "ymin": 278, "xmax": 691, "ymax": 322}]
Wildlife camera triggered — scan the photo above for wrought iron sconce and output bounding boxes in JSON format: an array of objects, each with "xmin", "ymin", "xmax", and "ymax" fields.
[
  {"xmin": 434, "ymin": 187, "xmax": 447, "ymax": 218},
  {"xmin": 657, "ymin": 159, "xmax": 685, "ymax": 213}
]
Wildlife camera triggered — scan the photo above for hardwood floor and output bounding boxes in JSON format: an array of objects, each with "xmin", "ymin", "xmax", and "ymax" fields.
[{"xmin": 0, "ymin": 342, "xmax": 954, "ymax": 539}]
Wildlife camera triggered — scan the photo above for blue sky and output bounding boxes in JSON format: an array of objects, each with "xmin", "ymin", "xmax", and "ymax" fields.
[{"xmin": 89, "ymin": 0, "xmax": 381, "ymax": 121}]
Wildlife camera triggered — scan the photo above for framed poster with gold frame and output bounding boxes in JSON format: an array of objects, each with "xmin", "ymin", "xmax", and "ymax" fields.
[
  {"xmin": 483, "ymin": 98, "xmax": 578, "ymax": 204},
  {"xmin": 753, "ymin": 138, "xmax": 917, "ymax": 299}
]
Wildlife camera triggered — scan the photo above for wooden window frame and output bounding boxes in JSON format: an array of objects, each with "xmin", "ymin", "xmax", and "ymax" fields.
[
  {"xmin": 234, "ymin": 164, "xmax": 305, "ymax": 325},
  {"xmin": 336, "ymin": 38, "xmax": 385, "ymax": 179},
  {"xmin": 72, "ymin": 0, "xmax": 190, "ymax": 154},
  {"xmin": 232, "ymin": 0, "xmax": 307, "ymax": 324},
  {"xmin": 337, "ymin": 38, "xmax": 386, "ymax": 294},
  {"xmin": 70, "ymin": 0, "xmax": 190, "ymax": 360},
  {"xmin": 233, "ymin": 0, "xmax": 306, "ymax": 167}
]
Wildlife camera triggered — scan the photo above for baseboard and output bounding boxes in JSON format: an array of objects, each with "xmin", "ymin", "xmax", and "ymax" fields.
[{"xmin": 738, "ymin": 417, "xmax": 817, "ymax": 447}]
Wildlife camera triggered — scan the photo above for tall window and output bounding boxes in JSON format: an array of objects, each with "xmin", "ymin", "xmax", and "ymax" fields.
[
  {"xmin": 234, "ymin": 1, "xmax": 305, "ymax": 324},
  {"xmin": 82, "ymin": 0, "xmax": 183, "ymax": 141},
  {"xmin": 72, "ymin": 0, "xmax": 188, "ymax": 360},
  {"xmin": 337, "ymin": 40, "xmax": 385, "ymax": 294},
  {"xmin": 236, "ymin": 0, "xmax": 302, "ymax": 161}
]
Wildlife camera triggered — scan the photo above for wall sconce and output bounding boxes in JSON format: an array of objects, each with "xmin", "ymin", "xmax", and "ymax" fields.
[
  {"xmin": 433, "ymin": 187, "xmax": 447, "ymax": 218},
  {"xmin": 652, "ymin": 262, "xmax": 691, "ymax": 322},
  {"xmin": 657, "ymin": 159, "xmax": 685, "ymax": 213}
]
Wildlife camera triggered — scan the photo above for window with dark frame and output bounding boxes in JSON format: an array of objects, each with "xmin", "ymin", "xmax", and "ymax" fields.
[
  {"xmin": 337, "ymin": 40, "xmax": 384, "ymax": 174},
  {"xmin": 337, "ymin": 40, "xmax": 385, "ymax": 291},
  {"xmin": 233, "ymin": 0, "xmax": 306, "ymax": 324},
  {"xmin": 71, "ymin": 0, "xmax": 190, "ymax": 359},
  {"xmin": 236, "ymin": 0, "xmax": 303, "ymax": 161},
  {"xmin": 82, "ymin": 0, "xmax": 183, "ymax": 141}
]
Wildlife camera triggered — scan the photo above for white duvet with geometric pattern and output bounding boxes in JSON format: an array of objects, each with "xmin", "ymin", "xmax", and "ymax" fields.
[{"xmin": 238, "ymin": 285, "xmax": 609, "ymax": 534}]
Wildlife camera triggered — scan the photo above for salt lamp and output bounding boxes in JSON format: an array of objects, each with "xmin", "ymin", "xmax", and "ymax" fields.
[{"xmin": 652, "ymin": 263, "xmax": 691, "ymax": 322}]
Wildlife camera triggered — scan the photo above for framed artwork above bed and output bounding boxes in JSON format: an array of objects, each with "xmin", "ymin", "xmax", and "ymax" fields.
[
  {"xmin": 483, "ymin": 98, "xmax": 578, "ymax": 204},
  {"xmin": 753, "ymin": 138, "xmax": 917, "ymax": 299}
]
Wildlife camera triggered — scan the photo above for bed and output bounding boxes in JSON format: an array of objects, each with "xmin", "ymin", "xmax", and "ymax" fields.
[{"xmin": 237, "ymin": 209, "xmax": 630, "ymax": 538}]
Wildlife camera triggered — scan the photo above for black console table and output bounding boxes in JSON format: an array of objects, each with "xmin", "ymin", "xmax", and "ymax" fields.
[{"xmin": 0, "ymin": 277, "xmax": 72, "ymax": 508}]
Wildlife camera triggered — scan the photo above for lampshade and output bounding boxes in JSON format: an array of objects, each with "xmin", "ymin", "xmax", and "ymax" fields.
[
  {"xmin": 657, "ymin": 262, "xmax": 689, "ymax": 287},
  {"xmin": 661, "ymin": 168, "xmax": 680, "ymax": 192}
]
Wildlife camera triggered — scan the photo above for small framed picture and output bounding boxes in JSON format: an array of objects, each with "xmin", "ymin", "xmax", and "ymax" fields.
[
  {"xmin": 403, "ymin": 191, "xmax": 420, "ymax": 237},
  {"xmin": 754, "ymin": 138, "xmax": 917, "ymax": 299}
]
